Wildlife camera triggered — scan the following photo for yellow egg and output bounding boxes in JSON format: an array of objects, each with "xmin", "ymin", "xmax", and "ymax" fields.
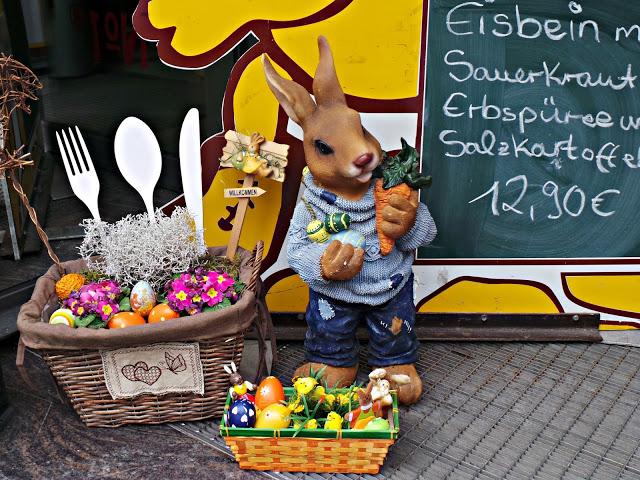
[
  {"xmin": 306, "ymin": 220, "xmax": 330, "ymax": 243},
  {"xmin": 49, "ymin": 308, "xmax": 76, "ymax": 327},
  {"xmin": 254, "ymin": 403, "xmax": 291, "ymax": 429}
]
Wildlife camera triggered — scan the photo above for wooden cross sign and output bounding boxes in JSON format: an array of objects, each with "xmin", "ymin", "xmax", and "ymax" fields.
[{"xmin": 220, "ymin": 130, "xmax": 289, "ymax": 258}]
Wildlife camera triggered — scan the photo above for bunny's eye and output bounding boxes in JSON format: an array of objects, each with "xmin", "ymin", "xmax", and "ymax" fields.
[{"xmin": 314, "ymin": 140, "xmax": 334, "ymax": 156}]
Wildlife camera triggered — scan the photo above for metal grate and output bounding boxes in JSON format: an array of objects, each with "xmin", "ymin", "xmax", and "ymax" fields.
[{"xmin": 172, "ymin": 342, "xmax": 640, "ymax": 480}]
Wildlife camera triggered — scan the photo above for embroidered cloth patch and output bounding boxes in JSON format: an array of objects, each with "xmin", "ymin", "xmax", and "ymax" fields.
[
  {"xmin": 101, "ymin": 342, "xmax": 204, "ymax": 399},
  {"xmin": 318, "ymin": 298, "xmax": 335, "ymax": 320}
]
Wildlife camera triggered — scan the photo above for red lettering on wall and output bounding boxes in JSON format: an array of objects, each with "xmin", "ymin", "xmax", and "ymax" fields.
[{"xmin": 89, "ymin": 9, "xmax": 148, "ymax": 68}]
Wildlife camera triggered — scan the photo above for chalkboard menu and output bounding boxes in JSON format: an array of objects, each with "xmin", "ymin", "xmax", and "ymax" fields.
[{"xmin": 421, "ymin": 0, "xmax": 640, "ymax": 259}]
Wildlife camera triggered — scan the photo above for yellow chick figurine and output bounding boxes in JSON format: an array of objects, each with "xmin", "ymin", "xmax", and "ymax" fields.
[
  {"xmin": 324, "ymin": 411, "xmax": 343, "ymax": 430},
  {"xmin": 294, "ymin": 376, "xmax": 318, "ymax": 395},
  {"xmin": 293, "ymin": 418, "xmax": 318, "ymax": 430}
]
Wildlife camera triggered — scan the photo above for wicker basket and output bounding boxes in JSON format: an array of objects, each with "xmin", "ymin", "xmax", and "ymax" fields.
[
  {"xmin": 221, "ymin": 387, "xmax": 399, "ymax": 474},
  {"xmin": 17, "ymin": 242, "xmax": 274, "ymax": 428}
]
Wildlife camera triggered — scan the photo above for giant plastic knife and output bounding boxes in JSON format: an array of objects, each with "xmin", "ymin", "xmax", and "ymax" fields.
[{"xmin": 179, "ymin": 108, "xmax": 205, "ymax": 250}]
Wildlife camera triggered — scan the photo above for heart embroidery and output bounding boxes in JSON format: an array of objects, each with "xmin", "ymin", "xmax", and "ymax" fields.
[
  {"xmin": 121, "ymin": 361, "xmax": 161, "ymax": 385},
  {"xmin": 134, "ymin": 366, "xmax": 161, "ymax": 385}
]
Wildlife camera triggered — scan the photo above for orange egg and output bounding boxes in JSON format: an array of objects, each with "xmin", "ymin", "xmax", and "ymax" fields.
[
  {"xmin": 255, "ymin": 376, "xmax": 285, "ymax": 410},
  {"xmin": 107, "ymin": 312, "xmax": 146, "ymax": 329},
  {"xmin": 148, "ymin": 304, "xmax": 180, "ymax": 323}
]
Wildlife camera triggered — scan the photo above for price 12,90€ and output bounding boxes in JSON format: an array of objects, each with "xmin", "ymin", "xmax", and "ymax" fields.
[{"xmin": 469, "ymin": 175, "xmax": 620, "ymax": 221}]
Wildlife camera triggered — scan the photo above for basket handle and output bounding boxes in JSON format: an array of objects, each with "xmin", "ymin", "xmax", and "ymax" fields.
[
  {"xmin": 248, "ymin": 240, "xmax": 264, "ymax": 294},
  {"xmin": 253, "ymin": 298, "xmax": 277, "ymax": 383},
  {"xmin": 15, "ymin": 336, "xmax": 43, "ymax": 395},
  {"xmin": 247, "ymin": 240, "xmax": 277, "ymax": 381}
]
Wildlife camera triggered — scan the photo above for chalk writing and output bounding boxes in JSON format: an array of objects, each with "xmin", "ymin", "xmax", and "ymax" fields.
[
  {"xmin": 436, "ymin": 1, "xmax": 640, "ymax": 225},
  {"xmin": 468, "ymin": 174, "xmax": 620, "ymax": 221}
]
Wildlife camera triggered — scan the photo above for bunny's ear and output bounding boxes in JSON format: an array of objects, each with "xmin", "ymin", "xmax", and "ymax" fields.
[
  {"xmin": 262, "ymin": 55, "xmax": 316, "ymax": 126},
  {"xmin": 230, "ymin": 361, "xmax": 237, "ymax": 373},
  {"xmin": 313, "ymin": 36, "xmax": 346, "ymax": 106},
  {"xmin": 223, "ymin": 365, "xmax": 232, "ymax": 375}
]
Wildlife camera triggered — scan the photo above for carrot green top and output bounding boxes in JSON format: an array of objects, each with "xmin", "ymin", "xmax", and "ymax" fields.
[{"xmin": 373, "ymin": 138, "xmax": 432, "ymax": 190}]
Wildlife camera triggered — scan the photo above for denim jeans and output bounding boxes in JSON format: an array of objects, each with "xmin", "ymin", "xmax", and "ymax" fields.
[{"xmin": 304, "ymin": 275, "xmax": 419, "ymax": 367}]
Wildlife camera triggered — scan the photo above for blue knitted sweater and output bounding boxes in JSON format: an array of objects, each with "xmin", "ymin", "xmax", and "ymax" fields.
[{"xmin": 287, "ymin": 172, "xmax": 437, "ymax": 306}]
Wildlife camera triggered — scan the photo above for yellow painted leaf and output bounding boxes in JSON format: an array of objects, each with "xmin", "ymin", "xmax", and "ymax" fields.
[
  {"xmin": 266, "ymin": 274, "xmax": 309, "ymax": 312},
  {"xmin": 564, "ymin": 274, "xmax": 640, "ymax": 315},
  {"xmin": 419, "ymin": 280, "xmax": 560, "ymax": 314},
  {"xmin": 233, "ymin": 56, "xmax": 290, "ymax": 140},
  {"xmin": 147, "ymin": 0, "xmax": 334, "ymax": 56},
  {"xmin": 272, "ymin": 0, "xmax": 423, "ymax": 99}
]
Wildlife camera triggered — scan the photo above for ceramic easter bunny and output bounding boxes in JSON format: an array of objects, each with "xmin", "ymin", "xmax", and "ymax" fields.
[
  {"xmin": 369, "ymin": 368, "xmax": 411, "ymax": 406},
  {"xmin": 223, "ymin": 361, "xmax": 255, "ymax": 400},
  {"xmin": 262, "ymin": 36, "xmax": 437, "ymax": 405}
]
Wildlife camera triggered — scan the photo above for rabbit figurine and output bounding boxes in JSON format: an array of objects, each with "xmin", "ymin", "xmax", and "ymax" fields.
[
  {"xmin": 262, "ymin": 36, "xmax": 437, "ymax": 405},
  {"xmin": 369, "ymin": 368, "xmax": 411, "ymax": 407},
  {"xmin": 223, "ymin": 361, "xmax": 255, "ymax": 401}
]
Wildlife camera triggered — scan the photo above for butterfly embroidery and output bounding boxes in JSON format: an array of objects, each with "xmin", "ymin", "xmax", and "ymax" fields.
[{"xmin": 165, "ymin": 351, "xmax": 187, "ymax": 374}]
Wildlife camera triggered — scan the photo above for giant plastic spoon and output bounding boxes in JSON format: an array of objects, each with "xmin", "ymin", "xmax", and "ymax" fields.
[{"xmin": 114, "ymin": 117, "xmax": 162, "ymax": 222}]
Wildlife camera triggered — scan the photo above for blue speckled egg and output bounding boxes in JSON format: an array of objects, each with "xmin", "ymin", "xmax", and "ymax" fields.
[
  {"xmin": 331, "ymin": 229, "xmax": 366, "ymax": 249},
  {"xmin": 227, "ymin": 398, "xmax": 256, "ymax": 428}
]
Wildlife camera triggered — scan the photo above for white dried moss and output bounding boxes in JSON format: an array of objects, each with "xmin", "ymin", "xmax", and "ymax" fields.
[{"xmin": 79, "ymin": 208, "xmax": 205, "ymax": 289}]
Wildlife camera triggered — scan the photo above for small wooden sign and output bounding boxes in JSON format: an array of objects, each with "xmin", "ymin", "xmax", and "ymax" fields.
[{"xmin": 223, "ymin": 187, "xmax": 266, "ymax": 198}]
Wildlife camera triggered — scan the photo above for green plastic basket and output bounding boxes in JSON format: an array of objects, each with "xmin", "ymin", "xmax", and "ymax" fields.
[{"xmin": 220, "ymin": 387, "xmax": 399, "ymax": 473}]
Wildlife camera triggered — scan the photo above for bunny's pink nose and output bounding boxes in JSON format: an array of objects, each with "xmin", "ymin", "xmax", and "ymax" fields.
[{"xmin": 354, "ymin": 153, "xmax": 373, "ymax": 168}]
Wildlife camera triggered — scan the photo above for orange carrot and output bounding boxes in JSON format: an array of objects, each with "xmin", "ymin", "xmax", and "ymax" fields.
[
  {"xmin": 373, "ymin": 138, "xmax": 431, "ymax": 255},
  {"xmin": 374, "ymin": 179, "xmax": 412, "ymax": 256}
]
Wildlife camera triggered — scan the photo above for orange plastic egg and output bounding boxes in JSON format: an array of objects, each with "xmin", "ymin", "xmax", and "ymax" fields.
[
  {"xmin": 255, "ymin": 376, "xmax": 285, "ymax": 410},
  {"xmin": 107, "ymin": 312, "xmax": 146, "ymax": 329},
  {"xmin": 148, "ymin": 304, "xmax": 180, "ymax": 323}
]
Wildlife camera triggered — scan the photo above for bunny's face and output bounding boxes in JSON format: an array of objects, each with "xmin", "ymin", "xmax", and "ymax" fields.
[{"xmin": 263, "ymin": 36, "xmax": 382, "ymax": 201}]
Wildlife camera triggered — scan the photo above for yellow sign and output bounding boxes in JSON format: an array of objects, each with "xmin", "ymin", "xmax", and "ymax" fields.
[{"xmin": 224, "ymin": 187, "xmax": 266, "ymax": 199}]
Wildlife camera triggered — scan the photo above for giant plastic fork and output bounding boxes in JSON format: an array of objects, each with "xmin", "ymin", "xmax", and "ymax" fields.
[{"xmin": 56, "ymin": 126, "xmax": 101, "ymax": 221}]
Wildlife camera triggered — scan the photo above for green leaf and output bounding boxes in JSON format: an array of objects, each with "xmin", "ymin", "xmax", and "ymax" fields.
[
  {"xmin": 289, "ymin": 415, "xmax": 309, "ymax": 420},
  {"xmin": 377, "ymin": 137, "xmax": 431, "ymax": 190},
  {"xmin": 75, "ymin": 314, "xmax": 97, "ymax": 328},
  {"xmin": 118, "ymin": 297, "xmax": 131, "ymax": 312},
  {"xmin": 292, "ymin": 421, "xmax": 306, "ymax": 438},
  {"xmin": 156, "ymin": 291, "xmax": 167, "ymax": 304},
  {"xmin": 87, "ymin": 318, "xmax": 107, "ymax": 329},
  {"xmin": 121, "ymin": 286, "xmax": 131, "ymax": 296},
  {"xmin": 207, "ymin": 298, "xmax": 232, "ymax": 312},
  {"xmin": 234, "ymin": 281, "xmax": 245, "ymax": 295},
  {"xmin": 405, "ymin": 172, "xmax": 432, "ymax": 189},
  {"xmin": 309, "ymin": 395, "xmax": 324, "ymax": 419}
]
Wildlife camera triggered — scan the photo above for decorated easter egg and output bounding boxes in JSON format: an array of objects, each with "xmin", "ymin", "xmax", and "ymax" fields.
[
  {"xmin": 255, "ymin": 403, "xmax": 291, "ymax": 429},
  {"xmin": 324, "ymin": 213, "xmax": 351, "ymax": 234},
  {"xmin": 147, "ymin": 304, "xmax": 180, "ymax": 323},
  {"xmin": 227, "ymin": 398, "xmax": 256, "ymax": 428},
  {"xmin": 364, "ymin": 417, "xmax": 390, "ymax": 431},
  {"xmin": 255, "ymin": 376, "xmax": 285, "ymax": 410},
  {"xmin": 107, "ymin": 312, "xmax": 146, "ymax": 329},
  {"xmin": 49, "ymin": 308, "xmax": 76, "ymax": 328},
  {"xmin": 130, "ymin": 281, "xmax": 156, "ymax": 316},
  {"xmin": 331, "ymin": 229, "xmax": 366, "ymax": 249},
  {"xmin": 306, "ymin": 220, "xmax": 330, "ymax": 243}
]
